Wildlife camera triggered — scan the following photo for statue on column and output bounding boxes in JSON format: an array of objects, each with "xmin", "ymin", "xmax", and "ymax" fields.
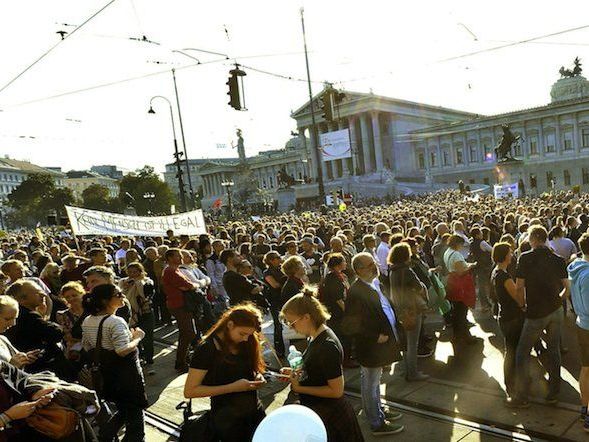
[{"xmin": 236, "ymin": 129, "xmax": 247, "ymax": 164}]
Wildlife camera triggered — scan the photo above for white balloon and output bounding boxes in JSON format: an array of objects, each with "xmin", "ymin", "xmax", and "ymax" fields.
[{"xmin": 253, "ymin": 404, "xmax": 327, "ymax": 442}]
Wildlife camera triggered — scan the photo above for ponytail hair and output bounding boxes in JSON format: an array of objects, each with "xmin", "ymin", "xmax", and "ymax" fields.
[
  {"xmin": 280, "ymin": 286, "xmax": 331, "ymax": 328},
  {"xmin": 82, "ymin": 283, "xmax": 119, "ymax": 315}
]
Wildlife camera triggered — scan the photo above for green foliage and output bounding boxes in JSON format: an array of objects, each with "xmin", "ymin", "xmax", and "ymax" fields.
[
  {"xmin": 118, "ymin": 165, "xmax": 177, "ymax": 215},
  {"xmin": 7, "ymin": 173, "xmax": 75, "ymax": 227},
  {"xmin": 82, "ymin": 184, "xmax": 122, "ymax": 212}
]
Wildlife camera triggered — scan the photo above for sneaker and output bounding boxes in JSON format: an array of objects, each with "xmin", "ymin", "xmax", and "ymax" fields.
[
  {"xmin": 504, "ymin": 397, "xmax": 530, "ymax": 409},
  {"xmin": 417, "ymin": 346, "xmax": 434, "ymax": 358},
  {"xmin": 371, "ymin": 421, "xmax": 404, "ymax": 436},
  {"xmin": 383, "ymin": 408, "xmax": 403, "ymax": 421}
]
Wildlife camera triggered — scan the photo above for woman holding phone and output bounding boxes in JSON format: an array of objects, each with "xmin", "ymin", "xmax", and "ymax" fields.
[
  {"xmin": 279, "ymin": 288, "xmax": 364, "ymax": 441},
  {"xmin": 183, "ymin": 303, "xmax": 266, "ymax": 441}
]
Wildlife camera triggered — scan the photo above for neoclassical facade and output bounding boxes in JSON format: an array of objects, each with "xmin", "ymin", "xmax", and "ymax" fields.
[
  {"xmin": 411, "ymin": 74, "xmax": 589, "ymax": 192},
  {"xmin": 290, "ymin": 90, "xmax": 476, "ymax": 182}
]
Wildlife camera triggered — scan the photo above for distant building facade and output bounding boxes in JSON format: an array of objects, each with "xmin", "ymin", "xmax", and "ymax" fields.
[
  {"xmin": 0, "ymin": 158, "xmax": 65, "ymax": 199},
  {"xmin": 64, "ymin": 170, "xmax": 119, "ymax": 198},
  {"xmin": 90, "ymin": 165, "xmax": 124, "ymax": 180}
]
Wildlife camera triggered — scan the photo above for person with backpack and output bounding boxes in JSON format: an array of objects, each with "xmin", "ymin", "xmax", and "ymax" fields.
[{"xmin": 81, "ymin": 284, "xmax": 147, "ymax": 442}]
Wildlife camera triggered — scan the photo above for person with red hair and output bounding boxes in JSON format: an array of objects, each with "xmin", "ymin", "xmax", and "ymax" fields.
[{"xmin": 183, "ymin": 303, "xmax": 266, "ymax": 441}]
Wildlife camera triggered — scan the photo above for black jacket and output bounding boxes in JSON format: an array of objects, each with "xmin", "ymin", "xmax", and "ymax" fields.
[
  {"xmin": 342, "ymin": 279, "xmax": 401, "ymax": 367},
  {"xmin": 5, "ymin": 306, "xmax": 64, "ymax": 353},
  {"xmin": 281, "ymin": 277, "xmax": 304, "ymax": 307}
]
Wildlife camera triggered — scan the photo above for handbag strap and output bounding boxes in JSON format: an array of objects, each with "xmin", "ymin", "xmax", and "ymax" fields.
[{"xmin": 93, "ymin": 315, "xmax": 111, "ymax": 366}]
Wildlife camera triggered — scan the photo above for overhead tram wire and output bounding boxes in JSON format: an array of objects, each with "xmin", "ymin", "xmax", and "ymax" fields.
[
  {"xmin": 0, "ymin": 56, "xmax": 326, "ymax": 110},
  {"xmin": 0, "ymin": 0, "xmax": 118, "ymax": 96},
  {"xmin": 438, "ymin": 23, "xmax": 589, "ymax": 62}
]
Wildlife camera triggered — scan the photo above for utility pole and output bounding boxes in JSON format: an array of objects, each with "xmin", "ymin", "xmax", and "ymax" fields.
[
  {"xmin": 172, "ymin": 68, "xmax": 195, "ymax": 210},
  {"xmin": 300, "ymin": 7, "xmax": 325, "ymax": 201}
]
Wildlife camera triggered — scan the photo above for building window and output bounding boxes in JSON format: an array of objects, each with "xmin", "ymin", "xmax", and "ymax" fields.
[
  {"xmin": 513, "ymin": 134, "xmax": 522, "ymax": 156},
  {"xmin": 530, "ymin": 136, "xmax": 538, "ymax": 154},
  {"xmin": 583, "ymin": 168, "xmax": 589, "ymax": 185},
  {"xmin": 483, "ymin": 177, "xmax": 489, "ymax": 185},
  {"xmin": 442, "ymin": 150, "xmax": 449, "ymax": 166},
  {"xmin": 547, "ymin": 171, "xmax": 554, "ymax": 188},
  {"xmin": 417, "ymin": 152, "xmax": 425, "ymax": 170},
  {"xmin": 430, "ymin": 151, "xmax": 437, "ymax": 167},
  {"xmin": 269, "ymin": 177, "xmax": 274, "ymax": 188},
  {"xmin": 564, "ymin": 137, "xmax": 573, "ymax": 151},
  {"xmin": 564, "ymin": 169, "xmax": 571, "ymax": 186},
  {"xmin": 483, "ymin": 143, "xmax": 492, "ymax": 161},
  {"xmin": 545, "ymin": 133, "xmax": 555, "ymax": 153},
  {"xmin": 456, "ymin": 147, "xmax": 463, "ymax": 165},
  {"xmin": 469, "ymin": 143, "xmax": 478, "ymax": 162},
  {"xmin": 583, "ymin": 129, "xmax": 589, "ymax": 147}
]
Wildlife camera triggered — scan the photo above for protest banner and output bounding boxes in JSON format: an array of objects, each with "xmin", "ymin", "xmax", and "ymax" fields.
[{"xmin": 65, "ymin": 206, "xmax": 207, "ymax": 236}]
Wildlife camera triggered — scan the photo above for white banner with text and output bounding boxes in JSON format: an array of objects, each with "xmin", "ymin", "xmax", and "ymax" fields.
[
  {"xmin": 320, "ymin": 129, "xmax": 351, "ymax": 161},
  {"xmin": 65, "ymin": 206, "xmax": 207, "ymax": 236}
]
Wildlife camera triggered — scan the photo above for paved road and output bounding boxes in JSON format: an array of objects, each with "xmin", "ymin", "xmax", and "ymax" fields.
[{"xmin": 143, "ymin": 306, "xmax": 585, "ymax": 441}]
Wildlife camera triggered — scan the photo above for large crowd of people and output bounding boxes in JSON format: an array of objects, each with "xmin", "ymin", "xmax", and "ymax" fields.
[{"xmin": 0, "ymin": 188, "xmax": 588, "ymax": 440}]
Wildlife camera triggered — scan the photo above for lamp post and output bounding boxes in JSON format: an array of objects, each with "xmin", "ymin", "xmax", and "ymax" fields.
[
  {"xmin": 221, "ymin": 180, "xmax": 234, "ymax": 219},
  {"xmin": 143, "ymin": 192, "xmax": 155, "ymax": 215},
  {"xmin": 148, "ymin": 96, "xmax": 187, "ymax": 213}
]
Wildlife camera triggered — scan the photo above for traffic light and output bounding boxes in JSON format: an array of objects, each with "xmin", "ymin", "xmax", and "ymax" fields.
[
  {"xmin": 226, "ymin": 66, "xmax": 247, "ymax": 110},
  {"xmin": 320, "ymin": 90, "xmax": 334, "ymax": 122}
]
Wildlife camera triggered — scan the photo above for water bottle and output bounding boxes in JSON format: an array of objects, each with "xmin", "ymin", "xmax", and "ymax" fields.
[{"xmin": 287, "ymin": 345, "xmax": 303, "ymax": 370}]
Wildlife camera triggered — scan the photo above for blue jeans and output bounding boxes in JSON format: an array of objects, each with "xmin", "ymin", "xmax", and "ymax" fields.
[
  {"xmin": 360, "ymin": 365, "xmax": 384, "ymax": 430},
  {"xmin": 515, "ymin": 307, "xmax": 563, "ymax": 400},
  {"xmin": 404, "ymin": 314, "xmax": 423, "ymax": 378}
]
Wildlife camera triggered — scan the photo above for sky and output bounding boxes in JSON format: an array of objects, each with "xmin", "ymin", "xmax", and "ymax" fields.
[{"xmin": 1, "ymin": 0, "xmax": 589, "ymax": 173}]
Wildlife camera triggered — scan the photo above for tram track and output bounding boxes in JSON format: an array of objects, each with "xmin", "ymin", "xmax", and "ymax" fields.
[{"xmin": 148, "ymin": 334, "xmax": 575, "ymax": 441}]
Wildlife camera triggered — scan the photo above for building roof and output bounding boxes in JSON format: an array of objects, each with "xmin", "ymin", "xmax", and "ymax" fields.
[
  {"xmin": 291, "ymin": 88, "xmax": 480, "ymax": 119},
  {"xmin": 411, "ymin": 95, "xmax": 589, "ymax": 136},
  {"xmin": 0, "ymin": 158, "xmax": 65, "ymax": 176},
  {"xmin": 165, "ymin": 157, "xmax": 238, "ymax": 168},
  {"xmin": 65, "ymin": 170, "xmax": 116, "ymax": 180}
]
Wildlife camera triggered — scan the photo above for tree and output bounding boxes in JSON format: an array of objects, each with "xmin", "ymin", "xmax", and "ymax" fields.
[
  {"xmin": 82, "ymin": 184, "xmax": 114, "ymax": 211},
  {"xmin": 7, "ymin": 173, "xmax": 75, "ymax": 227},
  {"xmin": 118, "ymin": 166, "xmax": 177, "ymax": 215}
]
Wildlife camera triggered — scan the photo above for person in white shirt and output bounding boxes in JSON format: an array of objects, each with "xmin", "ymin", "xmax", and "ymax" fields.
[{"xmin": 376, "ymin": 231, "xmax": 392, "ymax": 277}]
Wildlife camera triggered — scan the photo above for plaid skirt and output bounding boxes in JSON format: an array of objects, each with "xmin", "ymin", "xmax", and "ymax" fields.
[{"xmin": 303, "ymin": 396, "xmax": 364, "ymax": 442}]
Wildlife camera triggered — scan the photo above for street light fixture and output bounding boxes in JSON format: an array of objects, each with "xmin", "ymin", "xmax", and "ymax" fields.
[
  {"xmin": 147, "ymin": 95, "xmax": 187, "ymax": 213},
  {"xmin": 143, "ymin": 192, "xmax": 155, "ymax": 215},
  {"xmin": 221, "ymin": 180, "xmax": 234, "ymax": 219}
]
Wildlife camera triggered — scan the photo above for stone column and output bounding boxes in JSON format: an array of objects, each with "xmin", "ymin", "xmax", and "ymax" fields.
[
  {"xmin": 538, "ymin": 119, "xmax": 545, "ymax": 157},
  {"xmin": 348, "ymin": 116, "xmax": 358, "ymax": 175},
  {"xmin": 328, "ymin": 123, "xmax": 339, "ymax": 178},
  {"xmin": 388, "ymin": 114, "xmax": 396, "ymax": 172},
  {"xmin": 437, "ymin": 136, "xmax": 442, "ymax": 169},
  {"xmin": 298, "ymin": 127, "xmax": 312, "ymax": 179},
  {"xmin": 462, "ymin": 132, "xmax": 470, "ymax": 165},
  {"xmin": 476, "ymin": 129, "xmax": 483, "ymax": 163},
  {"xmin": 555, "ymin": 116, "xmax": 562, "ymax": 155},
  {"xmin": 574, "ymin": 113, "xmax": 580, "ymax": 154},
  {"xmin": 311, "ymin": 127, "xmax": 328, "ymax": 181},
  {"xmin": 359, "ymin": 114, "xmax": 372, "ymax": 173},
  {"xmin": 204, "ymin": 176, "xmax": 211, "ymax": 196},
  {"xmin": 521, "ymin": 121, "xmax": 528, "ymax": 159},
  {"xmin": 371, "ymin": 112, "xmax": 384, "ymax": 171},
  {"xmin": 337, "ymin": 120, "xmax": 350, "ymax": 176}
]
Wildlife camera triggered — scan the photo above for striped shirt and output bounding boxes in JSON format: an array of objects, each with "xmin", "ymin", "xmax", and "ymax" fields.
[{"xmin": 82, "ymin": 314, "xmax": 131, "ymax": 352}]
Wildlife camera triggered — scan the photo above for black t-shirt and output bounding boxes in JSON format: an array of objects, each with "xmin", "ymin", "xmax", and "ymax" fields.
[
  {"xmin": 299, "ymin": 328, "xmax": 343, "ymax": 406},
  {"xmin": 491, "ymin": 267, "xmax": 522, "ymax": 322},
  {"xmin": 223, "ymin": 270, "xmax": 256, "ymax": 306},
  {"xmin": 189, "ymin": 337, "xmax": 259, "ymax": 412},
  {"xmin": 516, "ymin": 247, "xmax": 567, "ymax": 319},
  {"xmin": 321, "ymin": 272, "xmax": 346, "ymax": 323},
  {"xmin": 262, "ymin": 266, "xmax": 286, "ymax": 306}
]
